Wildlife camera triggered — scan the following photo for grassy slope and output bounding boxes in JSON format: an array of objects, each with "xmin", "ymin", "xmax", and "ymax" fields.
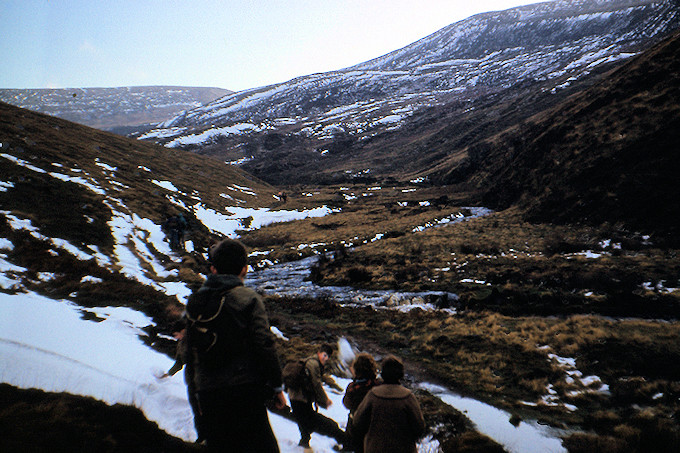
[
  {"xmin": 0, "ymin": 101, "xmax": 275, "ymax": 216},
  {"xmin": 0, "ymin": 101, "xmax": 277, "ymax": 343},
  {"xmin": 439, "ymin": 30, "xmax": 680, "ymax": 242}
]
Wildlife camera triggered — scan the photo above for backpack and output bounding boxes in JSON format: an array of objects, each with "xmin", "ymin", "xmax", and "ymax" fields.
[
  {"xmin": 185, "ymin": 291, "xmax": 247, "ymax": 370},
  {"xmin": 282, "ymin": 359, "xmax": 312, "ymax": 392}
]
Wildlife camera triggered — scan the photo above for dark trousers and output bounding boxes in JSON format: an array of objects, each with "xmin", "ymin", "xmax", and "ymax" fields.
[
  {"xmin": 346, "ymin": 414, "xmax": 364, "ymax": 453},
  {"xmin": 290, "ymin": 400, "xmax": 346, "ymax": 446},
  {"xmin": 197, "ymin": 384, "xmax": 279, "ymax": 453},
  {"xmin": 187, "ymin": 385, "xmax": 205, "ymax": 441},
  {"xmin": 184, "ymin": 367, "xmax": 205, "ymax": 441}
]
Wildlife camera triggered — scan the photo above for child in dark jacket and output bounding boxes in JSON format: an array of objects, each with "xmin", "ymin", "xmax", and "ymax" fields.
[{"xmin": 342, "ymin": 353, "xmax": 382, "ymax": 453}]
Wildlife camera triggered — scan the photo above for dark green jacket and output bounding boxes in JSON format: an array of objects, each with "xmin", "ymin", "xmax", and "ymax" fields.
[
  {"xmin": 287, "ymin": 355, "xmax": 329, "ymax": 407},
  {"xmin": 185, "ymin": 274, "xmax": 282, "ymax": 393}
]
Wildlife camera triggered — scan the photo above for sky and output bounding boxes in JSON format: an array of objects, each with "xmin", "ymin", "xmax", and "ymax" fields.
[{"xmin": 1, "ymin": 0, "xmax": 548, "ymax": 92}]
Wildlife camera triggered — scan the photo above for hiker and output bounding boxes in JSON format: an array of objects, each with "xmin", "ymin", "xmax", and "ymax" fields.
[
  {"xmin": 184, "ymin": 238, "xmax": 286, "ymax": 452},
  {"xmin": 342, "ymin": 353, "xmax": 382, "ymax": 453},
  {"xmin": 176, "ymin": 213, "xmax": 188, "ymax": 250},
  {"xmin": 287, "ymin": 344, "xmax": 348, "ymax": 450},
  {"xmin": 159, "ymin": 322, "xmax": 206, "ymax": 444},
  {"xmin": 352, "ymin": 355, "xmax": 426, "ymax": 453},
  {"xmin": 162, "ymin": 215, "xmax": 181, "ymax": 250}
]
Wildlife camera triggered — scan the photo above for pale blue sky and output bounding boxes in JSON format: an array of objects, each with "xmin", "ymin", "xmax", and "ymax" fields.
[{"xmin": 1, "ymin": 0, "xmax": 548, "ymax": 91}]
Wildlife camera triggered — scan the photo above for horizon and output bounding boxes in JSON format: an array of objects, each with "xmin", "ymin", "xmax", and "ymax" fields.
[{"xmin": 1, "ymin": 0, "xmax": 549, "ymax": 92}]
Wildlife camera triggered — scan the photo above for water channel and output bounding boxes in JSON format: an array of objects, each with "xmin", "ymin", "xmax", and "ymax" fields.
[{"xmin": 245, "ymin": 207, "xmax": 569, "ymax": 453}]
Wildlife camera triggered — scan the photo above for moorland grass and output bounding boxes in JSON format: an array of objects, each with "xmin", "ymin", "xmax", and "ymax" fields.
[
  {"xmin": 250, "ymin": 190, "xmax": 679, "ymax": 450},
  {"xmin": 299, "ymin": 206, "xmax": 680, "ymax": 318},
  {"xmin": 266, "ymin": 295, "xmax": 680, "ymax": 450}
]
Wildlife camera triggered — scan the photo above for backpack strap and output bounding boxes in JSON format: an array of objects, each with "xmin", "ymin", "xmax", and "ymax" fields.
[
  {"xmin": 186, "ymin": 296, "xmax": 226, "ymax": 323},
  {"xmin": 185, "ymin": 295, "xmax": 228, "ymax": 354}
]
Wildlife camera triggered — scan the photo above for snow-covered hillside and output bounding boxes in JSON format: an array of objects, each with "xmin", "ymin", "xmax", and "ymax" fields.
[
  {"xmin": 0, "ymin": 241, "xmax": 374, "ymax": 453},
  {"xmin": 0, "ymin": 151, "xmax": 335, "ymax": 304},
  {"xmin": 0, "ymin": 264, "xmax": 407, "ymax": 453},
  {"xmin": 0, "ymin": 86, "xmax": 231, "ymax": 130},
  {"xmin": 141, "ymin": 0, "xmax": 680, "ymax": 147}
]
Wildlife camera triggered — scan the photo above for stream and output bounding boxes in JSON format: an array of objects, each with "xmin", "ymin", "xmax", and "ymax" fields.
[
  {"xmin": 247, "ymin": 255, "xmax": 458, "ymax": 310},
  {"xmin": 245, "ymin": 208, "xmax": 570, "ymax": 453}
]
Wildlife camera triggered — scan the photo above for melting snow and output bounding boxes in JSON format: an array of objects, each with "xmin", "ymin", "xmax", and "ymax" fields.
[
  {"xmin": 151, "ymin": 179, "xmax": 180, "ymax": 192},
  {"xmin": 420, "ymin": 383, "xmax": 566, "ymax": 453},
  {"xmin": 0, "ymin": 291, "xmax": 442, "ymax": 452},
  {"xmin": 193, "ymin": 204, "xmax": 338, "ymax": 239}
]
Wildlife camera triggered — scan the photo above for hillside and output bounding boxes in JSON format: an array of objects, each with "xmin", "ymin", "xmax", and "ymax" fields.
[
  {"xmin": 134, "ymin": 0, "xmax": 680, "ymax": 185},
  {"xmin": 0, "ymin": 100, "xmax": 283, "ymax": 312},
  {"xmin": 0, "ymin": 101, "xmax": 274, "ymax": 215},
  {"xmin": 433, "ymin": 28, "xmax": 680, "ymax": 241},
  {"xmin": 0, "ymin": 86, "xmax": 231, "ymax": 131}
]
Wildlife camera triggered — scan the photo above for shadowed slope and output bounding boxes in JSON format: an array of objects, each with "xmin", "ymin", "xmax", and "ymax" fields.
[{"xmin": 434, "ymin": 30, "xmax": 680, "ymax": 241}]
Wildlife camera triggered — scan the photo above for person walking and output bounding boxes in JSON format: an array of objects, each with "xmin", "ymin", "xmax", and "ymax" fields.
[
  {"xmin": 185, "ymin": 238, "xmax": 286, "ymax": 452},
  {"xmin": 162, "ymin": 215, "xmax": 181, "ymax": 250},
  {"xmin": 176, "ymin": 213, "xmax": 188, "ymax": 251},
  {"xmin": 342, "ymin": 353, "xmax": 382, "ymax": 453},
  {"xmin": 287, "ymin": 344, "xmax": 348, "ymax": 450},
  {"xmin": 352, "ymin": 355, "xmax": 426, "ymax": 453}
]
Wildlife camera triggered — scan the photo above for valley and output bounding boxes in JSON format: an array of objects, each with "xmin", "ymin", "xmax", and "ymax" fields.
[
  {"xmin": 2, "ymin": 1, "xmax": 680, "ymax": 451},
  {"xmin": 3, "ymin": 162, "xmax": 676, "ymax": 451}
]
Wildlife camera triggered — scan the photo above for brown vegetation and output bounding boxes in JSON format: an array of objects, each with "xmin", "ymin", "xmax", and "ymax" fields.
[{"xmin": 0, "ymin": 384, "xmax": 199, "ymax": 453}]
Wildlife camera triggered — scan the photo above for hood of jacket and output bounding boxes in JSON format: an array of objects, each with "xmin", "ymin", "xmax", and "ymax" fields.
[
  {"xmin": 186, "ymin": 274, "xmax": 242, "ymax": 319},
  {"xmin": 370, "ymin": 384, "xmax": 412, "ymax": 399}
]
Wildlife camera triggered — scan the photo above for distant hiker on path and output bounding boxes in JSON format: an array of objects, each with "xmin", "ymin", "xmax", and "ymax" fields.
[
  {"xmin": 184, "ymin": 239, "xmax": 286, "ymax": 452},
  {"xmin": 176, "ymin": 213, "xmax": 188, "ymax": 249},
  {"xmin": 286, "ymin": 344, "xmax": 348, "ymax": 450},
  {"xmin": 162, "ymin": 214, "xmax": 185, "ymax": 251},
  {"xmin": 352, "ymin": 355, "xmax": 425, "ymax": 453},
  {"xmin": 342, "ymin": 353, "xmax": 382, "ymax": 453}
]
